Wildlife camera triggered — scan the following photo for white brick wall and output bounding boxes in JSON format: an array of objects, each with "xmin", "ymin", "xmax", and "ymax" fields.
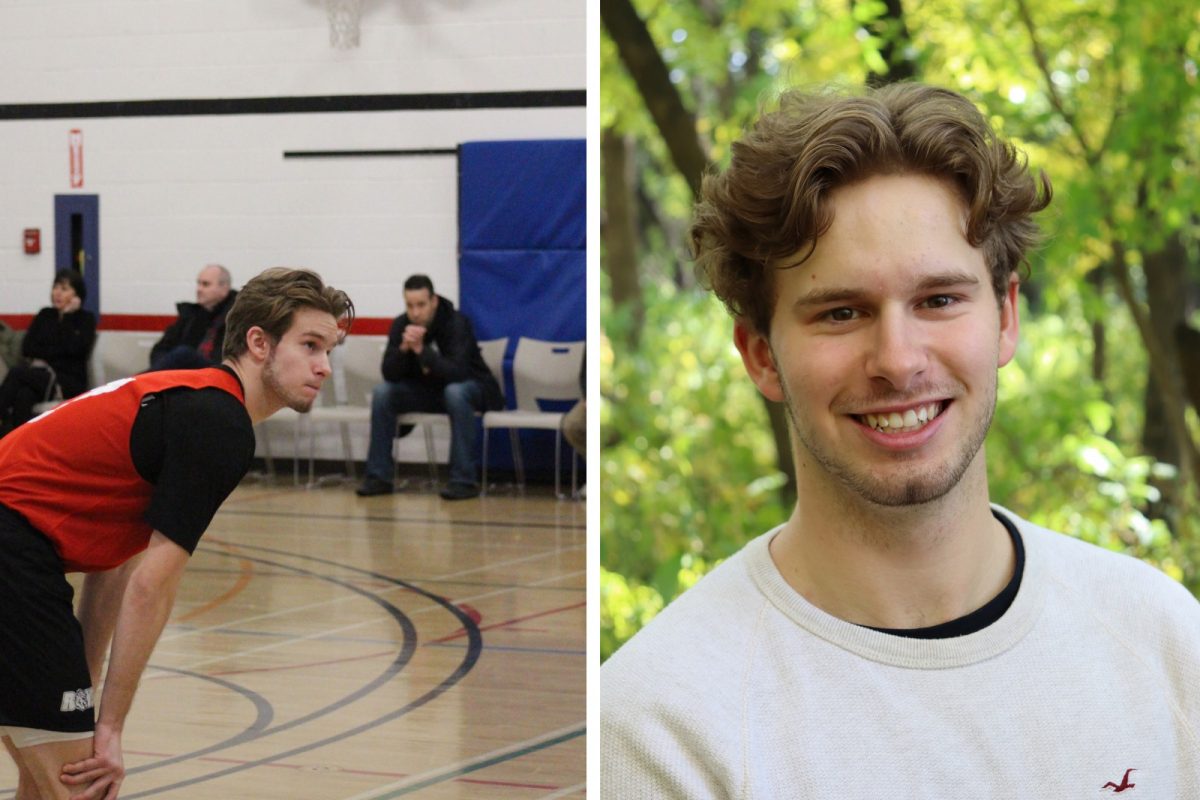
[
  {"xmin": 0, "ymin": 0, "xmax": 585, "ymax": 101},
  {"xmin": 0, "ymin": 0, "xmax": 585, "ymax": 317},
  {"xmin": 0, "ymin": 0, "xmax": 586, "ymax": 464}
]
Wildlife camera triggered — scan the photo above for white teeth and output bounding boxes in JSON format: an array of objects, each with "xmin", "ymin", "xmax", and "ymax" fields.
[{"xmin": 861, "ymin": 402, "xmax": 942, "ymax": 434}]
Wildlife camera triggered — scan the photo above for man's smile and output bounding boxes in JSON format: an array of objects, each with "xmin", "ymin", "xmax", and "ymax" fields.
[{"xmin": 852, "ymin": 400, "xmax": 950, "ymax": 434}]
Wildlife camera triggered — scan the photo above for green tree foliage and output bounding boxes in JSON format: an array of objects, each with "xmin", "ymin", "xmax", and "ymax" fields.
[{"xmin": 601, "ymin": 0, "xmax": 1200, "ymax": 661}]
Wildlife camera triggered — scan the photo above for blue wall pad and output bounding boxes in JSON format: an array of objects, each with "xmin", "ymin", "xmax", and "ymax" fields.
[{"xmin": 458, "ymin": 139, "xmax": 585, "ymax": 482}]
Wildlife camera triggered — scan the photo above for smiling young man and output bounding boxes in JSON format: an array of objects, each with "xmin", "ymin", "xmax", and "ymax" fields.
[
  {"xmin": 600, "ymin": 84, "xmax": 1200, "ymax": 797},
  {"xmin": 0, "ymin": 268, "xmax": 352, "ymax": 800}
]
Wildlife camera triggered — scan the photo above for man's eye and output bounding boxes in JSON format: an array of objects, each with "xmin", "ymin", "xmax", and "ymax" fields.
[
  {"xmin": 826, "ymin": 307, "xmax": 857, "ymax": 322},
  {"xmin": 925, "ymin": 295, "xmax": 957, "ymax": 309}
]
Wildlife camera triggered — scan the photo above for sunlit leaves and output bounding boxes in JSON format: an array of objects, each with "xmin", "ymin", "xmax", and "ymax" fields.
[{"xmin": 602, "ymin": 0, "xmax": 1200, "ymax": 660}]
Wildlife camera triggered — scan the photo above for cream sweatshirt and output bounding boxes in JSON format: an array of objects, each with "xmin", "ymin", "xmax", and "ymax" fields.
[{"xmin": 600, "ymin": 508, "xmax": 1200, "ymax": 798}]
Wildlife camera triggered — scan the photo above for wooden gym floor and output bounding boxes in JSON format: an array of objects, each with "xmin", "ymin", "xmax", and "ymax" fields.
[{"xmin": 0, "ymin": 479, "xmax": 586, "ymax": 800}]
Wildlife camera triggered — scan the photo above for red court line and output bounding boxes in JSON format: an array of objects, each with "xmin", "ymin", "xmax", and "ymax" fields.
[
  {"xmin": 168, "ymin": 601, "xmax": 582, "ymax": 679},
  {"xmin": 176, "ymin": 557, "xmax": 255, "ymax": 623},
  {"xmin": 430, "ymin": 600, "xmax": 586, "ymax": 644}
]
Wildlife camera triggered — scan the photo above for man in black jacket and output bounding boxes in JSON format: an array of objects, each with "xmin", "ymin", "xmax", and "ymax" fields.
[
  {"xmin": 357, "ymin": 274, "xmax": 503, "ymax": 500},
  {"xmin": 148, "ymin": 264, "xmax": 237, "ymax": 371}
]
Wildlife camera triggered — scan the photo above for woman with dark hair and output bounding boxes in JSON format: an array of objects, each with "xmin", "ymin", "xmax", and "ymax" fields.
[{"xmin": 0, "ymin": 269, "xmax": 96, "ymax": 435}]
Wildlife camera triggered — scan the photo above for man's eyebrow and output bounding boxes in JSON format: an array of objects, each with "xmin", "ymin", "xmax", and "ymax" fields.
[
  {"xmin": 300, "ymin": 329, "xmax": 337, "ymax": 343},
  {"xmin": 792, "ymin": 287, "xmax": 866, "ymax": 309},
  {"xmin": 793, "ymin": 271, "xmax": 982, "ymax": 308},
  {"xmin": 914, "ymin": 271, "xmax": 982, "ymax": 292}
]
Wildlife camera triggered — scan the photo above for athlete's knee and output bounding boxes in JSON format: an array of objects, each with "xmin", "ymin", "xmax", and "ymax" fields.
[
  {"xmin": 443, "ymin": 381, "xmax": 476, "ymax": 410},
  {"xmin": 6, "ymin": 735, "xmax": 93, "ymax": 800}
]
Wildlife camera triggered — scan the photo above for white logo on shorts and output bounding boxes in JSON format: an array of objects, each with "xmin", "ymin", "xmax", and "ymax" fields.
[{"xmin": 60, "ymin": 687, "xmax": 94, "ymax": 712}]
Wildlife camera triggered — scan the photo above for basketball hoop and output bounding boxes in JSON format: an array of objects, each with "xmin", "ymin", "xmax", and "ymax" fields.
[{"xmin": 324, "ymin": 0, "xmax": 363, "ymax": 49}]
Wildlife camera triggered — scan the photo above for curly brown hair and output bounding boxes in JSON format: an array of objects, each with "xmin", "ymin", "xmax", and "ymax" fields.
[{"xmin": 692, "ymin": 82, "xmax": 1052, "ymax": 335}]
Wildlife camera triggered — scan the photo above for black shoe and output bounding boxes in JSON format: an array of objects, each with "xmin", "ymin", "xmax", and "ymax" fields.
[
  {"xmin": 439, "ymin": 482, "xmax": 480, "ymax": 501},
  {"xmin": 355, "ymin": 477, "xmax": 394, "ymax": 497}
]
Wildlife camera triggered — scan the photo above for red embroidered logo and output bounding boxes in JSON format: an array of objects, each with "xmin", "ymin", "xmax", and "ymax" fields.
[{"xmin": 1101, "ymin": 768, "xmax": 1136, "ymax": 793}]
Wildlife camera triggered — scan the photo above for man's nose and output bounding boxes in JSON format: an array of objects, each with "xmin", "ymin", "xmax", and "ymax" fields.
[{"xmin": 864, "ymin": 310, "xmax": 928, "ymax": 390}]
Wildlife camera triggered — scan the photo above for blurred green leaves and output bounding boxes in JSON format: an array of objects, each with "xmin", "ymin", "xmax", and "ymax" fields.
[
  {"xmin": 600, "ymin": 0, "xmax": 1200, "ymax": 661},
  {"xmin": 600, "ymin": 281, "xmax": 788, "ymax": 659}
]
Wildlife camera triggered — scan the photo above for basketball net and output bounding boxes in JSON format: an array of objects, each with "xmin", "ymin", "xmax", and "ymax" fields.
[{"xmin": 324, "ymin": 0, "xmax": 363, "ymax": 49}]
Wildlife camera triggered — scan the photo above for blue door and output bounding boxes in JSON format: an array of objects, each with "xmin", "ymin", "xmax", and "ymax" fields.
[{"xmin": 54, "ymin": 195, "xmax": 100, "ymax": 320}]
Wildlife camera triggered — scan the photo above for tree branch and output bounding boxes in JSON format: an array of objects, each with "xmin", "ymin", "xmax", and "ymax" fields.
[
  {"xmin": 1110, "ymin": 241, "xmax": 1200, "ymax": 512},
  {"xmin": 601, "ymin": 0, "xmax": 709, "ymax": 198},
  {"xmin": 1013, "ymin": 0, "xmax": 1096, "ymax": 163}
]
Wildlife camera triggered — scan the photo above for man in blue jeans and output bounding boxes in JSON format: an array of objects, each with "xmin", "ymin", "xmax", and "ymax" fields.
[{"xmin": 356, "ymin": 275, "xmax": 503, "ymax": 500}]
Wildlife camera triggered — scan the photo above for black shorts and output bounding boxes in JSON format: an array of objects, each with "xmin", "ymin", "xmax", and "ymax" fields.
[{"xmin": 0, "ymin": 504, "xmax": 95, "ymax": 733}]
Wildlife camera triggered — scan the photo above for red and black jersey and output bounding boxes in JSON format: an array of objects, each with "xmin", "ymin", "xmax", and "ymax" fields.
[{"xmin": 0, "ymin": 367, "xmax": 250, "ymax": 572}]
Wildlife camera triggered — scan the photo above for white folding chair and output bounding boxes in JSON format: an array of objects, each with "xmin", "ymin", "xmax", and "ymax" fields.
[
  {"xmin": 481, "ymin": 337, "xmax": 584, "ymax": 498},
  {"xmin": 296, "ymin": 347, "xmax": 360, "ymax": 489}
]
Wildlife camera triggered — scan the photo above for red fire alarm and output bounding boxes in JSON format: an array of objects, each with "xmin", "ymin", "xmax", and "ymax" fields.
[{"xmin": 23, "ymin": 228, "xmax": 40, "ymax": 254}]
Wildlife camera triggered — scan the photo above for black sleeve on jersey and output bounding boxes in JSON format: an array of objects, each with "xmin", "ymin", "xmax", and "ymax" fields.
[{"xmin": 130, "ymin": 386, "xmax": 255, "ymax": 554}]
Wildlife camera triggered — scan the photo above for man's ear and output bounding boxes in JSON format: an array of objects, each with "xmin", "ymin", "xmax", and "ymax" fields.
[
  {"xmin": 997, "ymin": 272, "xmax": 1020, "ymax": 368},
  {"xmin": 245, "ymin": 326, "xmax": 272, "ymax": 363},
  {"xmin": 733, "ymin": 319, "xmax": 785, "ymax": 403}
]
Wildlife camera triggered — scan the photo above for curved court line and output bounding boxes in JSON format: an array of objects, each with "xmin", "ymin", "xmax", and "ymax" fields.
[
  {"xmin": 0, "ymin": 667, "xmax": 274, "ymax": 798},
  {"xmin": 122, "ymin": 665, "xmax": 276, "ymax": 777},
  {"xmin": 112, "ymin": 551, "xmax": 420, "ymax": 794},
  {"xmin": 120, "ymin": 547, "xmax": 482, "ymax": 798},
  {"xmin": 431, "ymin": 599, "xmax": 586, "ymax": 644},
  {"xmin": 209, "ymin": 648, "xmax": 397, "ymax": 677},
  {"xmin": 174, "ymin": 554, "xmax": 255, "ymax": 623}
]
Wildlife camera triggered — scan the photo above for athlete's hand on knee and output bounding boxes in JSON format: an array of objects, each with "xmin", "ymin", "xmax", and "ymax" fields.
[{"xmin": 61, "ymin": 725, "xmax": 124, "ymax": 800}]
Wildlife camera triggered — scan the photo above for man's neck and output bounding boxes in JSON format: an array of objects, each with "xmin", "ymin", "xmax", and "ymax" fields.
[
  {"xmin": 768, "ymin": 458, "xmax": 1014, "ymax": 630},
  {"xmin": 224, "ymin": 359, "xmax": 279, "ymax": 424}
]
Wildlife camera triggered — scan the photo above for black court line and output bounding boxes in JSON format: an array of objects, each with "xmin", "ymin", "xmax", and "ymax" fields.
[
  {"xmin": 122, "ymin": 545, "xmax": 483, "ymax": 797},
  {"xmin": 120, "ymin": 551, "xmax": 419, "ymax": 789},
  {"xmin": 219, "ymin": 506, "xmax": 586, "ymax": 532},
  {"xmin": 0, "ymin": 90, "xmax": 585, "ymax": 121},
  {"xmin": 0, "ymin": 667, "xmax": 274, "ymax": 799},
  {"xmin": 283, "ymin": 148, "xmax": 457, "ymax": 159},
  {"xmin": 185, "ymin": 563, "xmax": 583, "ymax": 594}
]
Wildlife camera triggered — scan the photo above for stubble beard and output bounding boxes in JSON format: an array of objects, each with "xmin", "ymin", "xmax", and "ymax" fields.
[
  {"xmin": 263, "ymin": 349, "xmax": 317, "ymax": 413},
  {"xmin": 776, "ymin": 367, "xmax": 997, "ymax": 509}
]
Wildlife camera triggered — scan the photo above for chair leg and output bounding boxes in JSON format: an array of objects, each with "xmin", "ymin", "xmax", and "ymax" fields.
[
  {"xmin": 554, "ymin": 430, "xmax": 562, "ymax": 499},
  {"xmin": 306, "ymin": 417, "xmax": 316, "ymax": 488},
  {"xmin": 293, "ymin": 419, "xmax": 303, "ymax": 487},
  {"xmin": 260, "ymin": 426, "xmax": 277, "ymax": 481},
  {"xmin": 423, "ymin": 423, "xmax": 438, "ymax": 487},
  {"xmin": 570, "ymin": 445, "xmax": 578, "ymax": 499},
  {"xmin": 340, "ymin": 421, "xmax": 355, "ymax": 481},
  {"xmin": 481, "ymin": 428, "xmax": 490, "ymax": 497},
  {"xmin": 508, "ymin": 429, "xmax": 525, "ymax": 493}
]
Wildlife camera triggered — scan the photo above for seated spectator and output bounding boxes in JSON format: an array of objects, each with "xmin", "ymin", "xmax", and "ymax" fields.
[
  {"xmin": 148, "ymin": 264, "xmax": 237, "ymax": 371},
  {"xmin": 561, "ymin": 349, "xmax": 585, "ymax": 456},
  {"xmin": 356, "ymin": 274, "xmax": 503, "ymax": 501},
  {"xmin": 0, "ymin": 269, "xmax": 96, "ymax": 435}
]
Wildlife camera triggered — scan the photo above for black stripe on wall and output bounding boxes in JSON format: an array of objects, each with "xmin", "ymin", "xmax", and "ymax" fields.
[
  {"xmin": 0, "ymin": 90, "xmax": 586, "ymax": 121},
  {"xmin": 283, "ymin": 148, "xmax": 458, "ymax": 159}
]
